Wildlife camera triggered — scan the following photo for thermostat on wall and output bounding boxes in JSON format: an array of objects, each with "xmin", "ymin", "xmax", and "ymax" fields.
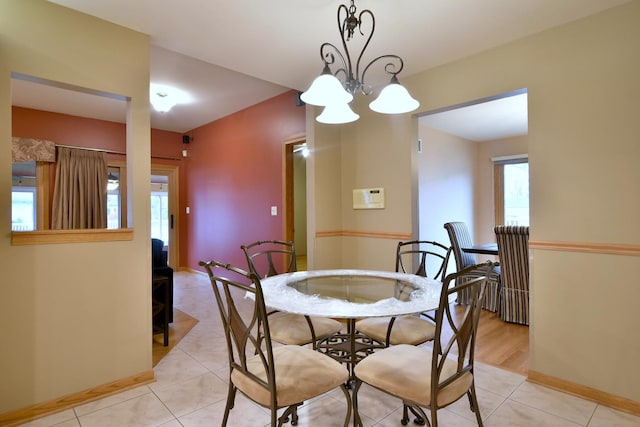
[{"xmin": 353, "ymin": 188, "xmax": 385, "ymax": 209}]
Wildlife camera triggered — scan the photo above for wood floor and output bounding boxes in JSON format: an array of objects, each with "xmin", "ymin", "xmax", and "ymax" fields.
[{"xmin": 451, "ymin": 304, "xmax": 529, "ymax": 375}]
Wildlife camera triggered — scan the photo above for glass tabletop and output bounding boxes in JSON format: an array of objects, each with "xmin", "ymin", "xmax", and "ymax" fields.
[
  {"xmin": 260, "ymin": 269, "xmax": 447, "ymax": 319},
  {"xmin": 288, "ymin": 274, "xmax": 418, "ymax": 304}
]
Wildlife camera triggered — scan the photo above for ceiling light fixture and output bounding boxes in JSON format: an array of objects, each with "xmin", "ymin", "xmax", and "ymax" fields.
[
  {"xmin": 152, "ymin": 91, "xmax": 174, "ymax": 113},
  {"xmin": 301, "ymin": 0, "xmax": 419, "ymax": 124},
  {"xmin": 150, "ymin": 83, "xmax": 192, "ymax": 113}
]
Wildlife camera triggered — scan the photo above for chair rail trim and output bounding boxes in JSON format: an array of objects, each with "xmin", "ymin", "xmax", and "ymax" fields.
[
  {"xmin": 316, "ymin": 230, "xmax": 412, "ymax": 240},
  {"xmin": 529, "ymin": 240, "xmax": 640, "ymax": 256}
]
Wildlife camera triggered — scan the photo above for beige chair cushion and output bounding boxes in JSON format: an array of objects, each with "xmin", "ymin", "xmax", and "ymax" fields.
[
  {"xmin": 231, "ymin": 345, "xmax": 349, "ymax": 407},
  {"xmin": 356, "ymin": 316, "xmax": 436, "ymax": 346},
  {"xmin": 354, "ymin": 344, "xmax": 473, "ymax": 408},
  {"xmin": 269, "ymin": 313, "xmax": 342, "ymax": 345}
]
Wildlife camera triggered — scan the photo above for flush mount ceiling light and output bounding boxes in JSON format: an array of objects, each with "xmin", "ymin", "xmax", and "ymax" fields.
[
  {"xmin": 301, "ymin": 0, "xmax": 420, "ymax": 124},
  {"xmin": 150, "ymin": 83, "xmax": 192, "ymax": 113}
]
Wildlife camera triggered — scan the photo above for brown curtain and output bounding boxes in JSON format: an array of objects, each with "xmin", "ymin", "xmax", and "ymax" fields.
[{"xmin": 52, "ymin": 147, "xmax": 108, "ymax": 229}]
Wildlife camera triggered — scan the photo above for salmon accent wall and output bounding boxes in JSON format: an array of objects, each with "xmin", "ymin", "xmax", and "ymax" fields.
[
  {"xmin": 12, "ymin": 107, "xmax": 126, "ymax": 152},
  {"xmin": 13, "ymin": 107, "xmax": 183, "ymax": 159},
  {"xmin": 184, "ymin": 90, "xmax": 305, "ymax": 271}
]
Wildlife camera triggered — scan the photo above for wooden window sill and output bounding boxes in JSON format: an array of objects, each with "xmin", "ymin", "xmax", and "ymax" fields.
[{"xmin": 11, "ymin": 228, "xmax": 134, "ymax": 245}]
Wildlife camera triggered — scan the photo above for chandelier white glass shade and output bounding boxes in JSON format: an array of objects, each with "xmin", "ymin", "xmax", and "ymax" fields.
[
  {"xmin": 369, "ymin": 75, "xmax": 420, "ymax": 114},
  {"xmin": 300, "ymin": 64, "xmax": 353, "ymax": 107},
  {"xmin": 301, "ymin": 0, "xmax": 419, "ymax": 124},
  {"xmin": 317, "ymin": 101, "xmax": 360, "ymax": 124}
]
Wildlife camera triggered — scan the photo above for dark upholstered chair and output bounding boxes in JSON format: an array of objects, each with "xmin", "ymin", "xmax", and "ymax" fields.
[
  {"xmin": 494, "ymin": 225, "xmax": 530, "ymax": 325},
  {"xmin": 353, "ymin": 262, "xmax": 496, "ymax": 427},
  {"xmin": 152, "ymin": 238, "xmax": 173, "ymax": 323},
  {"xmin": 444, "ymin": 222, "xmax": 501, "ymax": 312},
  {"xmin": 241, "ymin": 240, "xmax": 342, "ymax": 349},
  {"xmin": 199, "ymin": 260, "xmax": 351, "ymax": 427},
  {"xmin": 355, "ymin": 240, "xmax": 451, "ymax": 347}
]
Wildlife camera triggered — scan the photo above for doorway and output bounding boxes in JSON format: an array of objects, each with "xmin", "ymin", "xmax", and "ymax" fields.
[
  {"xmin": 284, "ymin": 138, "xmax": 308, "ymax": 268},
  {"xmin": 151, "ymin": 165, "xmax": 179, "ymax": 269}
]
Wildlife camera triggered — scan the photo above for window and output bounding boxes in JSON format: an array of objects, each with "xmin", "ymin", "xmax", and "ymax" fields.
[
  {"xmin": 150, "ymin": 179, "xmax": 169, "ymax": 244},
  {"xmin": 107, "ymin": 167, "xmax": 121, "ymax": 229},
  {"xmin": 12, "ymin": 188, "xmax": 36, "ymax": 231},
  {"xmin": 494, "ymin": 157, "xmax": 529, "ymax": 226},
  {"xmin": 11, "ymin": 161, "xmax": 37, "ymax": 231},
  {"xmin": 12, "ymin": 160, "xmax": 127, "ymax": 232}
]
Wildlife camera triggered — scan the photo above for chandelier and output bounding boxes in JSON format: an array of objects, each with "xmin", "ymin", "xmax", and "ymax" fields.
[{"xmin": 301, "ymin": 0, "xmax": 420, "ymax": 124}]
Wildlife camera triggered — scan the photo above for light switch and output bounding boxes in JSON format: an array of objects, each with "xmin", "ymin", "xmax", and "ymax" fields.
[{"xmin": 271, "ymin": 206, "xmax": 278, "ymax": 216}]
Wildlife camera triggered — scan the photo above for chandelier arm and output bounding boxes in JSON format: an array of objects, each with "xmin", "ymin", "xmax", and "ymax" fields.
[
  {"xmin": 320, "ymin": 42, "xmax": 349, "ymax": 82},
  {"xmin": 360, "ymin": 54, "xmax": 405, "ymax": 93},
  {"xmin": 337, "ymin": 3, "xmax": 355, "ymax": 84},
  {"xmin": 354, "ymin": 8, "xmax": 375, "ymax": 92}
]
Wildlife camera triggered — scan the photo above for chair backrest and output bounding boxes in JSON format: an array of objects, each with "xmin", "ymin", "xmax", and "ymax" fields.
[
  {"xmin": 444, "ymin": 222, "xmax": 477, "ymax": 271},
  {"xmin": 431, "ymin": 261, "xmax": 494, "ymax": 406},
  {"xmin": 151, "ymin": 238, "xmax": 167, "ymax": 268},
  {"xmin": 199, "ymin": 260, "xmax": 277, "ymax": 404},
  {"xmin": 395, "ymin": 240, "xmax": 451, "ymax": 281},
  {"xmin": 494, "ymin": 225, "xmax": 529, "ymax": 292},
  {"xmin": 241, "ymin": 240, "xmax": 297, "ymax": 278}
]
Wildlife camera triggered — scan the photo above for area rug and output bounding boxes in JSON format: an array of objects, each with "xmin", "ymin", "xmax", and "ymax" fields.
[{"xmin": 152, "ymin": 308, "xmax": 199, "ymax": 366}]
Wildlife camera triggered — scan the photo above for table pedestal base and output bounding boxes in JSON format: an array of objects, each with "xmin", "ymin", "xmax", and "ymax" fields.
[{"xmin": 316, "ymin": 319, "xmax": 385, "ymax": 381}]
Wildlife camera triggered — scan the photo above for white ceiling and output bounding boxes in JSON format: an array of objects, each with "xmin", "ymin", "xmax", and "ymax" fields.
[
  {"xmin": 419, "ymin": 92, "xmax": 528, "ymax": 141},
  {"xmin": 13, "ymin": 0, "xmax": 628, "ymax": 137}
]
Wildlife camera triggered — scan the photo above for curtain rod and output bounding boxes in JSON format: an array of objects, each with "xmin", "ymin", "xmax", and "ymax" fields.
[{"xmin": 55, "ymin": 144, "xmax": 181, "ymax": 161}]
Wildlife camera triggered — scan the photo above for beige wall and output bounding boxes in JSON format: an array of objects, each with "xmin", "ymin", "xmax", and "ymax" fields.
[
  {"xmin": 310, "ymin": 96, "xmax": 415, "ymax": 271},
  {"xmin": 310, "ymin": 1, "xmax": 640, "ymax": 402},
  {"xmin": 417, "ymin": 125, "xmax": 477, "ymax": 246},
  {"xmin": 1, "ymin": 1, "xmax": 151, "ymax": 413}
]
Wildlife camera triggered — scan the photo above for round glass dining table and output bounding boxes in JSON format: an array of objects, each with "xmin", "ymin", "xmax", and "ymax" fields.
[{"xmin": 260, "ymin": 269, "xmax": 450, "ymax": 378}]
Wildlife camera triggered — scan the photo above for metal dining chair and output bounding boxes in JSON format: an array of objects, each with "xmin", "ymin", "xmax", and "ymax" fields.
[
  {"xmin": 241, "ymin": 240, "xmax": 343, "ymax": 349},
  {"xmin": 352, "ymin": 262, "xmax": 496, "ymax": 427},
  {"xmin": 444, "ymin": 222, "xmax": 501, "ymax": 312},
  {"xmin": 355, "ymin": 240, "xmax": 451, "ymax": 347},
  {"xmin": 199, "ymin": 260, "xmax": 352, "ymax": 427}
]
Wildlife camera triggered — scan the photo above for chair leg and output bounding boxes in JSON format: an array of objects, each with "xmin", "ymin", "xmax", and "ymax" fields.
[
  {"xmin": 467, "ymin": 385, "xmax": 484, "ymax": 427},
  {"xmin": 402, "ymin": 404, "xmax": 426, "ymax": 425},
  {"xmin": 402, "ymin": 404, "xmax": 430, "ymax": 427},
  {"xmin": 222, "ymin": 383, "xmax": 236, "ymax": 427},
  {"xmin": 430, "ymin": 405, "xmax": 438, "ymax": 427},
  {"xmin": 277, "ymin": 404, "xmax": 300, "ymax": 426}
]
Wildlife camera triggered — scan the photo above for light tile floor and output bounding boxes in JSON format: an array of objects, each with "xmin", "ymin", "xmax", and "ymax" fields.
[{"xmin": 22, "ymin": 271, "xmax": 640, "ymax": 427}]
